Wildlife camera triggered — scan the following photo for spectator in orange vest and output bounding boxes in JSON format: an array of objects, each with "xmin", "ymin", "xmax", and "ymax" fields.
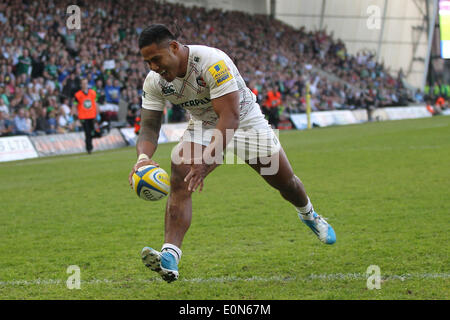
[
  {"xmin": 264, "ymin": 86, "xmax": 282, "ymax": 129},
  {"xmin": 134, "ymin": 108, "xmax": 141, "ymax": 135},
  {"xmin": 435, "ymin": 96, "xmax": 445, "ymax": 106},
  {"xmin": 435, "ymin": 96, "xmax": 445, "ymax": 114},
  {"xmin": 249, "ymin": 80, "xmax": 259, "ymax": 102},
  {"xmin": 75, "ymin": 78, "xmax": 98, "ymax": 154},
  {"xmin": 134, "ymin": 116, "xmax": 141, "ymax": 135}
]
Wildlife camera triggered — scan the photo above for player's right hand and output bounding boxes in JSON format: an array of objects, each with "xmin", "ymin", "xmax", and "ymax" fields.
[{"xmin": 128, "ymin": 159, "xmax": 159, "ymax": 189}]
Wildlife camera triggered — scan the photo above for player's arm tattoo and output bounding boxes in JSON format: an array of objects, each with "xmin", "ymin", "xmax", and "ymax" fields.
[{"xmin": 138, "ymin": 109, "xmax": 163, "ymax": 146}]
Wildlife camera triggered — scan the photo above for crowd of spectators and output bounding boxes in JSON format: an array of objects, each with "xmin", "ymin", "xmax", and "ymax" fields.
[{"xmin": 0, "ymin": 0, "xmax": 427, "ymax": 137}]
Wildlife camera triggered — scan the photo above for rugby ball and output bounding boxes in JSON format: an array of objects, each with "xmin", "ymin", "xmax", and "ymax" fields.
[{"xmin": 132, "ymin": 165, "xmax": 170, "ymax": 201}]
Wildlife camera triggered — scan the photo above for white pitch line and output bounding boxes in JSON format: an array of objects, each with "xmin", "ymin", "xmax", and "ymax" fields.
[{"xmin": 0, "ymin": 273, "xmax": 448, "ymax": 286}]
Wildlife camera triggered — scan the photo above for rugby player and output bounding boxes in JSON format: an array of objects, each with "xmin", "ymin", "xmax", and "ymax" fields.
[{"xmin": 128, "ymin": 24, "xmax": 336, "ymax": 283}]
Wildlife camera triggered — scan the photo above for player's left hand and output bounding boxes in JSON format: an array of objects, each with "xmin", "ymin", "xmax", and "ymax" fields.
[{"xmin": 184, "ymin": 163, "xmax": 208, "ymax": 192}]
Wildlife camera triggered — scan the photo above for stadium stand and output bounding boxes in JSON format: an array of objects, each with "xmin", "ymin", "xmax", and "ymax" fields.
[{"xmin": 0, "ymin": 0, "xmax": 438, "ymax": 137}]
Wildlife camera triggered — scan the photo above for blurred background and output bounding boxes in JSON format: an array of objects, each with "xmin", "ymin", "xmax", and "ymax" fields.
[{"xmin": 0, "ymin": 0, "xmax": 448, "ymax": 141}]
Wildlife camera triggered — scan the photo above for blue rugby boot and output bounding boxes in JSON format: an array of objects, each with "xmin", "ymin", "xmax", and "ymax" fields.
[
  {"xmin": 141, "ymin": 247, "xmax": 179, "ymax": 283},
  {"xmin": 299, "ymin": 212, "xmax": 336, "ymax": 244}
]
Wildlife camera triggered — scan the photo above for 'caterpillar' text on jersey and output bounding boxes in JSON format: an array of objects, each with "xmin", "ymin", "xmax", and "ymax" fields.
[{"xmin": 141, "ymin": 45, "xmax": 256, "ymax": 128}]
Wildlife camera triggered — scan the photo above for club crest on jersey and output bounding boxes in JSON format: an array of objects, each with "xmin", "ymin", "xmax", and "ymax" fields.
[
  {"xmin": 161, "ymin": 84, "xmax": 176, "ymax": 96},
  {"xmin": 196, "ymin": 76, "xmax": 207, "ymax": 87},
  {"xmin": 208, "ymin": 60, "xmax": 233, "ymax": 87}
]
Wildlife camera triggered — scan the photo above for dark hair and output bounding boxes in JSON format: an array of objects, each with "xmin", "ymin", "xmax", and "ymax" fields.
[{"xmin": 138, "ymin": 24, "xmax": 177, "ymax": 50}]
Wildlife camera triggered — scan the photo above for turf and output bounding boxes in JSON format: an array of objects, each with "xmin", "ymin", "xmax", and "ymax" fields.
[{"xmin": 0, "ymin": 116, "xmax": 449, "ymax": 300}]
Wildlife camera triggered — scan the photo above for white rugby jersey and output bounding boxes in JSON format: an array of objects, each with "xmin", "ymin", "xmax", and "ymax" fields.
[{"xmin": 141, "ymin": 45, "xmax": 258, "ymax": 128}]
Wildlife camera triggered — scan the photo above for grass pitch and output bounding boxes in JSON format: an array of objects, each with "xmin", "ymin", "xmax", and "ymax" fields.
[{"xmin": 0, "ymin": 116, "xmax": 449, "ymax": 299}]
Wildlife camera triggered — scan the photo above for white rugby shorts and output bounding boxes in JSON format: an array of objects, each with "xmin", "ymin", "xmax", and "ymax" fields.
[{"xmin": 180, "ymin": 103, "xmax": 281, "ymax": 161}]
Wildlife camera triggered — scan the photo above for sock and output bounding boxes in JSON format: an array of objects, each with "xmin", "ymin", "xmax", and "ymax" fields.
[
  {"xmin": 295, "ymin": 197, "xmax": 315, "ymax": 220},
  {"xmin": 161, "ymin": 243, "xmax": 182, "ymax": 264}
]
